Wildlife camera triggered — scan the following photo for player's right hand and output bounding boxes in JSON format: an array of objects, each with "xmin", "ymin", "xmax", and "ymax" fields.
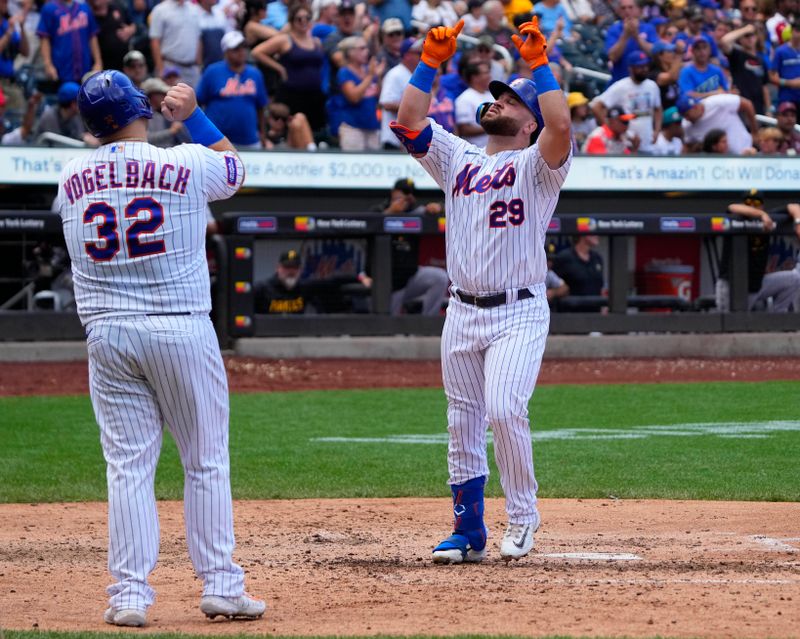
[
  {"xmin": 511, "ymin": 17, "xmax": 549, "ymax": 69},
  {"xmin": 421, "ymin": 19, "xmax": 464, "ymax": 68},
  {"xmin": 162, "ymin": 83, "xmax": 198, "ymax": 122}
]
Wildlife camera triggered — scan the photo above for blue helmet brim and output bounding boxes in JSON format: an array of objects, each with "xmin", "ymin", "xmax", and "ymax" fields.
[{"xmin": 488, "ymin": 79, "xmax": 544, "ymax": 137}]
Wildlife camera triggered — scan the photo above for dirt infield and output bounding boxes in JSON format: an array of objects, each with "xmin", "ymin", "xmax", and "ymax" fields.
[
  {"xmin": 0, "ymin": 499, "xmax": 799, "ymax": 638},
  {"xmin": 1, "ymin": 357, "xmax": 799, "ymax": 638}
]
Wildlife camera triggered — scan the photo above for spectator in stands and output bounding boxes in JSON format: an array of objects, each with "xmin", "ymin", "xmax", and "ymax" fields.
[
  {"xmin": 373, "ymin": 178, "xmax": 449, "ymax": 316},
  {"xmin": 37, "ymin": 0, "xmax": 102, "ymax": 84},
  {"xmin": 562, "ymin": 0, "xmax": 595, "ymax": 23},
  {"xmin": 374, "ymin": 17, "xmax": 405, "ymax": 71},
  {"xmin": 34, "ymin": 81, "xmax": 98, "ymax": 146},
  {"xmin": 568, "ymin": 91, "xmax": 596, "ymax": 149},
  {"xmin": 720, "ymin": 22, "xmax": 769, "ymax": 115},
  {"xmin": 463, "ymin": 0, "xmax": 487, "ymax": 34},
  {"xmin": 369, "ymin": 0, "xmax": 412, "ymax": 33},
  {"xmin": 122, "ymin": 49, "xmax": 148, "ymax": 87},
  {"xmin": 765, "ymin": 0, "xmax": 795, "ymax": 44},
  {"xmin": 756, "ymin": 126, "xmax": 784, "ymax": 153},
  {"xmin": 533, "ymin": 0, "xmax": 574, "ymax": 39},
  {"xmin": 323, "ymin": 0, "xmax": 359, "ymax": 76},
  {"xmin": 198, "ymin": 0, "xmax": 231, "ymax": 68},
  {"xmin": 648, "ymin": 41, "xmax": 682, "ymax": 111},
  {"xmin": 379, "ymin": 36, "xmax": 421, "ymax": 149},
  {"xmin": 252, "ymin": 3, "xmax": 327, "ymax": 133},
  {"xmin": 427, "ymin": 70, "xmax": 455, "ymax": 132},
  {"xmin": 678, "ymin": 94, "xmax": 757, "ymax": 154},
  {"xmin": 412, "ymin": 0, "xmax": 459, "ymax": 29},
  {"xmin": 197, "ymin": 30, "xmax": 268, "ymax": 149},
  {"xmin": 582, "ymin": 105, "xmax": 640, "ymax": 154},
  {"xmin": 738, "ymin": 0, "xmax": 759, "ymax": 26},
  {"xmin": 770, "ymin": 21, "xmax": 800, "ymax": 113},
  {"xmin": 652, "ymin": 105, "xmax": 684, "ymax": 154},
  {"xmin": 716, "ymin": 190, "xmax": 800, "ymax": 312},
  {"xmin": 718, "ymin": 0, "xmax": 740, "ymax": 24},
  {"xmin": 149, "ymin": 0, "xmax": 202, "ymax": 87},
  {"xmin": 312, "ymin": 0, "xmax": 339, "ymax": 40},
  {"xmin": 90, "ymin": 0, "xmax": 135, "ymax": 72},
  {"xmin": 483, "ymin": 0, "xmax": 515, "ymax": 52},
  {"xmin": 775, "ymin": 101, "xmax": 800, "ymax": 154},
  {"xmin": 454, "ymin": 60, "xmax": 493, "ymax": 147},
  {"xmin": 552, "ymin": 235, "xmax": 605, "ymax": 296},
  {"xmin": 263, "ymin": 0, "xmax": 288, "ymax": 29},
  {"xmin": 0, "ymin": 0, "xmax": 29, "ymax": 113},
  {"xmin": 143, "ymin": 77, "xmax": 190, "ymax": 146},
  {"xmin": 161, "ymin": 65, "xmax": 182, "ymax": 87},
  {"xmin": 264, "ymin": 101, "xmax": 316, "ymax": 150},
  {"xmin": 334, "ymin": 35, "xmax": 383, "ymax": 150},
  {"xmin": 474, "ymin": 34, "xmax": 510, "ymax": 82},
  {"xmin": 592, "ymin": 50, "xmax": 661, "ymax": 152},
  {"xmin": 604, "ymin": 0, "xmax": 659, "ymax": 84},
  {"xmin": 1, "ymin": 90, "xmax": 41, "ymax": 145},
  {"xmin": 701, "ymin": 128, "xmax": 728, "ymax": 152},
  {"xmin": 503, "ymin": 0, "xmax": 534, "ymax": 23},
  {"xmin": 240, "ymin": 0, "xmax": 278, "ymax": 46},
  {"xmin": 254, "ymin": 249, "xmax": 370, "ymax": 314},
  {"xmin": 678, "ymin": 37, "xmax": 728, "ymax": 98}
]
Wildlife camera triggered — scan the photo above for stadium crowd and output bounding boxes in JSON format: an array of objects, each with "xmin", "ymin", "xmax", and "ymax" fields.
[{"xmin": 1, "ymin": 0, "xmax": 799, "ymax": 154}]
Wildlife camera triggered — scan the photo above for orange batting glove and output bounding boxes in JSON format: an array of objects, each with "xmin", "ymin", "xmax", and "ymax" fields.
[
  {"xmin": 511, "ymin": 17, "xmax": 549, "ymax": 69},
  {"xmin": 421, "ymin": 19, "xmax": 464, "ymax": 68}
]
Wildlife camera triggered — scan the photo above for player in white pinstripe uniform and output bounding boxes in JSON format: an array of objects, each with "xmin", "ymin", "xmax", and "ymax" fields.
[
  {"xmin": 55, "ymin": 71, "xmax": 265, "ymax": 626},
  {"xmin": 392, "ymin": 18, "xmax": 572, "ymax": 563}
]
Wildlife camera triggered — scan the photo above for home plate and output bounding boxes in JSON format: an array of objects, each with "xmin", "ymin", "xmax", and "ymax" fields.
[{"xmin": 542, "ymin": 552, "xmax": 642, "ymax": 561}]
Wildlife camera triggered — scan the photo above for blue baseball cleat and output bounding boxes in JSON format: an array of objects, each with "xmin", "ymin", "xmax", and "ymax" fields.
[{"xmin": 432, "ymin": 527, "xmax": 488, "ymax": 564}]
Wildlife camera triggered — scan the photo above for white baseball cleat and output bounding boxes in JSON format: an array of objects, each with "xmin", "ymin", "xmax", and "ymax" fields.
[
  {"xmin": 499, "ymin": 511, "xmax": 541, "ymax": 561},
  {"xmin": 200, "ymin": 594, "xmax": 266, "ymax": 620},
  {"xmin": 104, "ymin": 607, "xmax": 146, "ymax": 627}
]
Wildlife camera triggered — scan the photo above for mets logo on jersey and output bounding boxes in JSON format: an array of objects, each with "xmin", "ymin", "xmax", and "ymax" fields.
[{"xmin": 452, "ymin": 162, "xmax": 516, "ymax": 198}]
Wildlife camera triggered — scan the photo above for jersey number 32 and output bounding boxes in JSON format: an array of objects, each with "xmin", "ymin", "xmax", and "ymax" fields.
[{"xmin": 83, "ymin": 197, "xmax": 165, "ymax": 261}]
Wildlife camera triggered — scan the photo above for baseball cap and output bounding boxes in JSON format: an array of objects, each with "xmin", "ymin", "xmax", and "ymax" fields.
[
  {"xmin": 607, "ymin": 106, "xmax": 635, "ymax": 121},
  {"xmin": 381, "ymin": 17, "xmax": 404, "ymax": 33},
  {"xmin": 221, "ymin": 30, "xmax": 246, "ymax": 52},
  {"xmin": 122, "ymin": 50, "xmax": 146, "ymax": 66},
  {"xmin": 676, "ymin": 94, "xmax": 700, "ymax": 115},
  {"xmin": 57, "ymin": 81, "xmax": 80, "ymax": 104},
  {"xmin": 652, "ymin": 41, "xmax": 676, "ymax": 55},
  {"xmin": 162, "ymin": 66, "xmax": 181, "ymax": 80},
  {"xmin": 662, "ymin": 106, "xmax": 682, "ymax": 125},
  {"xmin": 567, "ymin": 91, "xmax": 588, "ymax": 109},
  {"xmin": 393, "ymin": 177, "xmax": 415, "ymax": 194},
  {"xmin": 743, "ymin": 188, "xmax": 764, "ymax": 204},
  {"xmin": 691, "ymin": 35, "xmax": 711, "ymax": 48},
  {"xmin": 698, "ymin": 0, "xmax": 719, "ymax": 8},
  {"xmin": 279, "ymin": 250, "xmax": 302, "ymax": 268},
  {"xmin": 140, "ymin": 77, "xmax": 170, "ymax": 95},
  {"xmin": 400, "ymin": 37, "xmax": 422, "ymax": 56},
  {"xmin": 626, "ymin": 50, "xmax": 650, "ymax": 67},
  {"xmin": 339, "ymin": 0, "xmax": 355, "ymax": 12},
  {"xmin": 777, "ymin": 101, "xmax": 797, "ymax": 113}
]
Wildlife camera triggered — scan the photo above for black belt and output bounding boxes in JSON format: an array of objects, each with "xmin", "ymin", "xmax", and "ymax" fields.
[
  {"xmin": 456, "ymin": 288, "xmax": 534, "ymax": 308},
  {"xmin": 146, "ymin": 312, "xmax": 192, "ymax": 316}
]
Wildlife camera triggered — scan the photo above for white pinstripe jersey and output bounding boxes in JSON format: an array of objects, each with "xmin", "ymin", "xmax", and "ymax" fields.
[
  {"xmin": 56, "ymin": 142, "xmax": 244, "ymax": 325},
  {"xmin": 416, "ymin": 120, "xmax": 572, "ymax": 294}
]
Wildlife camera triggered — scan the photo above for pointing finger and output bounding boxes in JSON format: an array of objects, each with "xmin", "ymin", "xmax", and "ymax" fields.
[{"xmin": 450, "ymin": 19, "xmax": 465, "ymax": 37}]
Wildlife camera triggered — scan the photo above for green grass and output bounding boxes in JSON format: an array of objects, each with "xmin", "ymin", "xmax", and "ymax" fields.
[{"xmin": 1, "ymin": 382, "xmax": 799, "ymax": 503}]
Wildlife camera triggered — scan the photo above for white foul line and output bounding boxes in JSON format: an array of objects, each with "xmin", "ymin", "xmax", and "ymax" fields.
[
  {"xmin": 541, "ymin": 552, "xmax": 641, "ymax": 561},
  {"xmin": 750, "ymin": 535, "xmax": 800, "ymax": 553}
]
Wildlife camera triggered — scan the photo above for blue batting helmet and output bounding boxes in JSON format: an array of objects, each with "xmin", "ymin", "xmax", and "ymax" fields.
[
  {"xmin": 488, "ymin": 78, "xmax": 545, "ymax": 139},
  {"xmin": 78, "ymin": 70, "xmax": 152, "ymax": 139}
]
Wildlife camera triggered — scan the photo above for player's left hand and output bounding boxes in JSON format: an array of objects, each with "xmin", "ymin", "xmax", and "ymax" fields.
[
  {"xmin": 511, "ymin": 17, "xmax": 549, "ymax": 69},
  {"xmin": 162, "ymin": 83, "xmax": 198, "ymax": 122},
  {"xmin": 421, "ymin": 19, "xmax": 464, "ymax": 68}
]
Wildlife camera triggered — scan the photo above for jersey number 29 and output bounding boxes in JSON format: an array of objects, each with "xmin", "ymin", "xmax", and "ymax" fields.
[
  {"xmin": 83, "ymin": 197, "xmax": 165, "ymax": 261},
  {"xmin": 489, "ymin": 199, "xmax": 525, "ymax": 228}
]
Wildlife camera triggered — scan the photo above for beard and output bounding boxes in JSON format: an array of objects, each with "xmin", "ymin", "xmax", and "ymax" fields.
[
  {"xmin": 481, "ymin": 113, "xmax": 521, "ymax": 136},
  {"xmin": 632, "ymin": 69, "xmax": 649, "ymax": 83}
]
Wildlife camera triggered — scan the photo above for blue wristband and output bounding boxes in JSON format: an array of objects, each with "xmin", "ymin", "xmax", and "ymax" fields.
[
  {"xmin": 409, "ymin": 61, "xmax": 437, "ymax": 93},
  {"xmin": 183, "ymin": 108, "xmax": 224, "ymax": 146},
  {"xmin": 533, "ymin": 64, "xmax": 560, "ymax": 96}
]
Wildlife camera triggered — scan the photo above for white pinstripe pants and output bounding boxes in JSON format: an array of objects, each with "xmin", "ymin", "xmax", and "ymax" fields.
[
  {"xmin": 86, "ymin": 315, "xmax": 244, "ymax": 611},
  {"xmin": 441, "ymin": 283, "xmax": 548, "ymax": 524}
]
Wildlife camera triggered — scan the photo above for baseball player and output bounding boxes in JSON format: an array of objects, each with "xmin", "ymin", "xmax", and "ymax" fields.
[
  {"xmin": 55, "ymin": 70, "xmax": 265, "ymax": 626},
  {"xmin": 391, "ymin": 18, "xmax": 572, "ymax": 563}
]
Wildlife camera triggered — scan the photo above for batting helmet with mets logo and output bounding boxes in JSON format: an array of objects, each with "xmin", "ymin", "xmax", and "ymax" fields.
[
  {"xmin": 475, "ymin": 78, "xmax": 545, "ymax": 143},
  {"xmin": 78, "ymin": 70, "xmax": 153, "ymax": 139}
]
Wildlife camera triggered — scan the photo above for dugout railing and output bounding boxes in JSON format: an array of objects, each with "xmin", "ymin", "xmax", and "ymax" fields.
[{"xmin": 1, "ymin": 209, "xmax": 798, "ymax": 345}]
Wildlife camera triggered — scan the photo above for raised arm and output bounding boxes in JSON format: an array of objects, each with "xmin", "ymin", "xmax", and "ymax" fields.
[
  {"xmin": 512, "ymin": 18, "xmax": 571, "ymax": 168},
  {"xmin": 397, "ymin": 20, "xmax": 463, "ymax": 132},
  {"xmin": 162, "ymin": 82, "xmax": 239, "ymax": 154}
]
